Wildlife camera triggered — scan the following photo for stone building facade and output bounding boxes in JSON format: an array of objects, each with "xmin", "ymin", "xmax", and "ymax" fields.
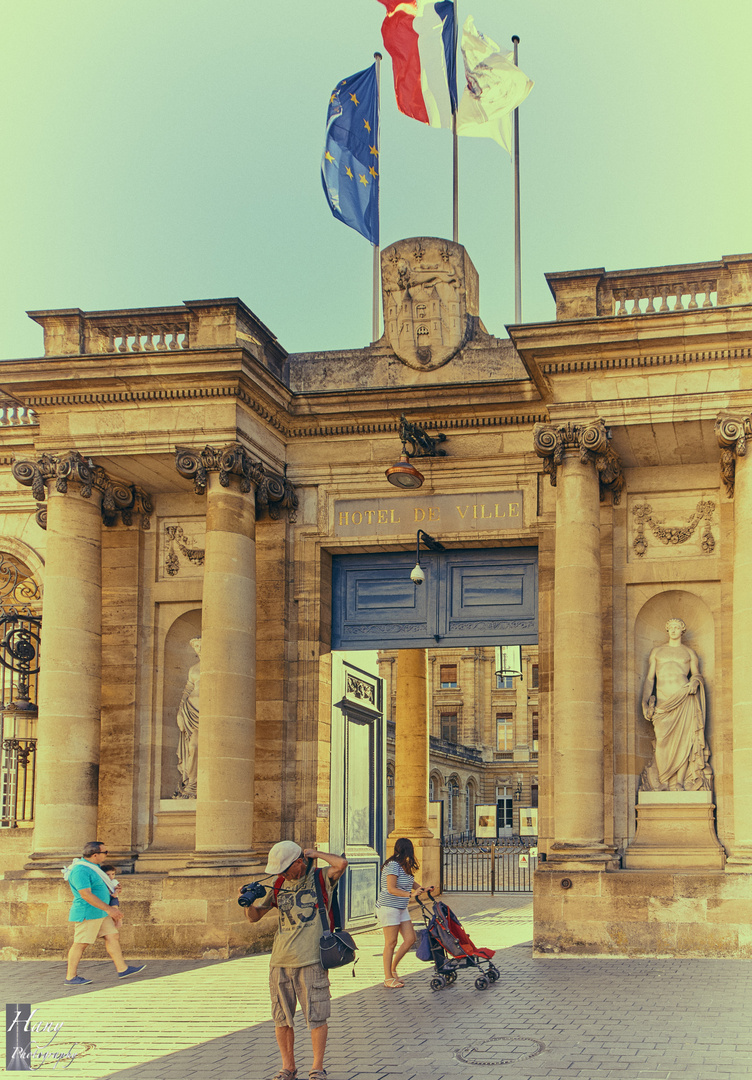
[
  {"xmin": 1, "ymin": 242, "xmax": 752, "ymax": 959},
  {"xmin": 380, "ymin": 646, "xmax": 539, "ymax": 839}
]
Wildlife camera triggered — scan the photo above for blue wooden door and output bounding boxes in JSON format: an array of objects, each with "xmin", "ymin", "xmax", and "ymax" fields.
[{"xmin": 332, "ymin": 548, "xmax": 537, "ymax": 649}]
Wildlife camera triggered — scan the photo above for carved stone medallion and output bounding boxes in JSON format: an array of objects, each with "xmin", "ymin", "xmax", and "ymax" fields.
[{"xmin": 381, "ymin": 238, "xmax": 480, "ymax": 370}]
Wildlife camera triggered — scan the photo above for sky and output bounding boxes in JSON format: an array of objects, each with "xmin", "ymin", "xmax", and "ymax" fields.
[{"xmin": 1, "ymin": 0, "xmax": 751, "ymax": 362}]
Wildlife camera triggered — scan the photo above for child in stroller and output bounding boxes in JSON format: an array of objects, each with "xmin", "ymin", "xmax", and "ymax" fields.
[{"xmin": 415, "ymin": 890, "xmax": 500, "ymax": 991}]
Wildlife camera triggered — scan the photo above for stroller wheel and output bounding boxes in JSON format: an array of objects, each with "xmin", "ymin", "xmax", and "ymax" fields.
[
  {"xmin": 446, "ymin": 970, "xmax": 458, "ymax": 984},
  {"xmin": 487, "ymin": 966, "xmax": 500, "ymax": 982},
  {"xmin": 430, "ymin": 975, "xmax": 447, "ymax": 991},
  {"xmin": 474, "ymin": 975, "xmax": 490, "ymax": 991}
]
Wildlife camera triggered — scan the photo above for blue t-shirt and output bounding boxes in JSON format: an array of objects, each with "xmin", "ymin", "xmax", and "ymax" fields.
[{"xmin": 68, "ymin": 862, "xmax": 111, "ymax": 922}]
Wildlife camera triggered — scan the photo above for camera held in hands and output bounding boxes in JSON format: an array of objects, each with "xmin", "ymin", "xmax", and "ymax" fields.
[{"xmin": 238, "ymin": 880, "xmax": 267, "ymax": 907}]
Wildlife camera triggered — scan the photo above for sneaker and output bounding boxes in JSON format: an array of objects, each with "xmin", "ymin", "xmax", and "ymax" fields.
[
  {"xmin": 64, "ymin": 976, "xmax": 92, "ymax": 987},
  {"xmin": 118, "ymin": 964, "xmax": 146, "ymax": 979}
]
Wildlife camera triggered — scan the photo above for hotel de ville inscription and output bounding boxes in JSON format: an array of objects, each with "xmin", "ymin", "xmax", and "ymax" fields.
[{"xmin": 334, "ymin": 492, "xmax": 522, "ymax": 537}]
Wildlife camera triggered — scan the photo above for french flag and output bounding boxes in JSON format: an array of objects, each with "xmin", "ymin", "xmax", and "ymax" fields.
[{"xmin": 377, "ymin": 1, "xmax": 457, "ymax": 127}]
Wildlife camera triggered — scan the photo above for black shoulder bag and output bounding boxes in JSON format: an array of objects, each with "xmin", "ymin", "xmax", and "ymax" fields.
[{"xmin": 313, "ymin": 869, "xmax": 358, "ymax": 974}]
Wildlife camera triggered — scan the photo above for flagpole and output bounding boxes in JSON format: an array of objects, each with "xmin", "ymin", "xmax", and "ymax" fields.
[
  {"xmin": 373, "ymin": 51, "xmax": 382, "ymax": 343},
  {"xmin": 512, "ymin": 35, "xmax": 522, "ymax": 322},
  {"xmin": 452, "ymin": 1, "xmax": 459, "ymax": 243}
]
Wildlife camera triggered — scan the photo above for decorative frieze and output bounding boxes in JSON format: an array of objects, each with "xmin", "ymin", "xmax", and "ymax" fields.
[
  {"xmin": 11, "ymin": 450, "xmax": 153, "ymax": 530},
  {"xmin": 532, "ymin": 418, "xmax": 625, "ymax": 503},
  {"xmin": 162, "ymin": 521, "xmax": 206, "ymax": 579},
  {"xmin": 631, "ymin": 499, "xmax": 716, "ymax": 559},
  {"xmin": 715, "ymin": 411, "xmax": 752, "ymax": 497},
  {"xmin": 175, "ymin": 444, "xmax": 298, "ymax": 520}
]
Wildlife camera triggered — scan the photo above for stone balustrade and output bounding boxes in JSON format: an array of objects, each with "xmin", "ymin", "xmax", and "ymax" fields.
[
  {"xmin": 0, "ymin": 406, "xmax": 36, "ymax": 427},
  {"xmin": 546, "ymin": 253, "xmax": 752, "ymax": 321},
  {"xmin": 97, "ymin": 323, "xmax": 190, "ymax": 353}
]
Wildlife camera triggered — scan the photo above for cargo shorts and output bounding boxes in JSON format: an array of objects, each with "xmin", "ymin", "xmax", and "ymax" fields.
[{"xmin": 269, "ymin": 962, "xmax": 331, "ymax": 1030}]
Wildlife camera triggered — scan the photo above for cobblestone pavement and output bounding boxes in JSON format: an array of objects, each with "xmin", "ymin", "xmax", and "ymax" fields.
[{"xmin": 2, "ymin": 892, "xmax": 751, "ymax": 1080}]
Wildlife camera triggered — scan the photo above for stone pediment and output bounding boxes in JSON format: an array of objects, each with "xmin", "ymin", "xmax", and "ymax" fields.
[{"xmin": 381, "ymin": 238, "xmax": 481, "ymax": 370}]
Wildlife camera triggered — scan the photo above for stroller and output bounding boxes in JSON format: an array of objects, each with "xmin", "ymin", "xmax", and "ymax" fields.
[{"xmin": 415, "ymin": 890, "xmax": 500, "ymax": 991}]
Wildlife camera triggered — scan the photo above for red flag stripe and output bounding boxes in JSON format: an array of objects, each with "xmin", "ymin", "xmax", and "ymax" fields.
[{"xmin": 379, "ymin": 9, "xmax": 430, "ymax": 124}]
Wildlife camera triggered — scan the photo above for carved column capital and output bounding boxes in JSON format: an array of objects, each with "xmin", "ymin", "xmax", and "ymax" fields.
[
  {"xmin": 715, "ymin": 411, "xmax": 752, "ymax": 497},
  {"xmin": 175, "ymin": 444, "xmax": 298, "ymax": 521},
  {"xmin": 533, "ymin": 418, "xmax": 625, "ymax": 503},
  {"xmin": 11, "ymin": 450, "xmax": 153, "ymax": 530}
]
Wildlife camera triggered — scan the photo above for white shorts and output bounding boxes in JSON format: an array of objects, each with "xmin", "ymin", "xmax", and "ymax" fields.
[{"xmin": 376, "ymin": 905, "xmax": 412, "ymax": 927}]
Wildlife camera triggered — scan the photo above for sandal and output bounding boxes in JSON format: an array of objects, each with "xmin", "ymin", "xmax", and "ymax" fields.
[
  {"xmin": 308, "ymin": 1072, "xmax": 328, "ymax": 1080},
  {"xmin": 271, "ymin": 1071, "xmax": 297, "ymax": 1080},
  {"xmin": 383, "ymin": 977, "xmax": 404, "ymax": 988}
]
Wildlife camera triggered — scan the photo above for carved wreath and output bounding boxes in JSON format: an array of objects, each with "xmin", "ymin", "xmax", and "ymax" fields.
[{"xmin": 632, "ymin": 500, "xmax": 715, "ymax": 558}]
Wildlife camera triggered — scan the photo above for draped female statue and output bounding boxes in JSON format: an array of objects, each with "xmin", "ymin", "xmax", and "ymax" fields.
[
  {"xmin": 639, "ymin": 619, "xmax": 713, "ymax": 792},
  {"xmin": 173, "ymin": 637, "xmax": 200, "ymax": 798}
]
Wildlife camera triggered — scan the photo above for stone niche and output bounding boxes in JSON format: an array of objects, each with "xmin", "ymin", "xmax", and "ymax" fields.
[{"xmin": 625, "ymin": 589, "xmax": 724, "ymax": 870}]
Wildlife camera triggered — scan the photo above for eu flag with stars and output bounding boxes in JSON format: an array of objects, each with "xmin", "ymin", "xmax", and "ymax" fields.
[{"xmin": 321, "ymin": 64, "xmax": 379, "ymax": 245}]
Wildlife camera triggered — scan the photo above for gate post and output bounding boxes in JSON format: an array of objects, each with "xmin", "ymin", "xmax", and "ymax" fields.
[{"xmin": 490, "ymin": 840, "xmax": 496, "ymax": 896}]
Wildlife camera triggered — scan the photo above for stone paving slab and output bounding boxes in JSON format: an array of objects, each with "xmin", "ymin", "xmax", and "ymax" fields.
[{"xmin": 2, "ymin": 892, "xmax": 751, "ymax": 1079}]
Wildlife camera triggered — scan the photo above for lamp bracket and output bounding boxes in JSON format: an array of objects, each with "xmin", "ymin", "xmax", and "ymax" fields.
[{"xmin": 399, "ymin": 415, "xmax": 447, "ymax": 458}]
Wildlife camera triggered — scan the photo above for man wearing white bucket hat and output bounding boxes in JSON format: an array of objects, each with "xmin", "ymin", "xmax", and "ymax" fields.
[{"xmin": 241, "ymin": 841, "xmax": 347, "ymax": 1080}]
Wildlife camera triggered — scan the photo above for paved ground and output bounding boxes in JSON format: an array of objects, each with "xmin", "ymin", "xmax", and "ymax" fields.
[{"xmin": 2, "ymin": 892, "xmax": 751, "ymax": 1080}]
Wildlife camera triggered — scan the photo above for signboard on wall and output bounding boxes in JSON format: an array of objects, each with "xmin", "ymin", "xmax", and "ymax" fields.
[
  {"xmin": 334, "ymin": 492, "xmax": 523, "ymax": 537},
  {"xmin": 475, "ymin": 804, "xmax": 497, "ymax": 838},
  {"xmin": 519, "ymin": 808, "xmax": 538, "ymax": 836}
]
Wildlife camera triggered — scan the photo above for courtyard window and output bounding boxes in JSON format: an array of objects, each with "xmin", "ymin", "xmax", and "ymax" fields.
[
  {"xmin": 441, "ymin": 711, "xmax": 458, "ymax": 742},
  {"xmin": 440, "ymin": 664, "xmax": 458, "ymax": 688},
  {"xmin": 496, "ymin": 712, "xmax": 513, "ymax": 752}
]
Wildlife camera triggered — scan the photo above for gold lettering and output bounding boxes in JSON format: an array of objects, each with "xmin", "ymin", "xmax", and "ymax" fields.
[
  {"xmin": 390, "ymin": 509, "xmax": 400, "ymax": 523},
  {"xmin": 378, "ymin": 510, "xmax": 388, "ymax": 524},
  {"xmin": 339, "ymin": 511, "xmax": 349, "ymax": 526},
  {"xmin": 495, "ymin": 504, "xmax": 506, "ymax": 518},
  {"xmin": 510, "ymin": 502, "xmax": 520, "ymax": 517},
  {"xmin": 456, "ymin": 505, "xmax": 469, "ymax": 519},
  {"xmin": 365, "ymin": 511, "xmax": 376, "ymax": 525},
  {"xmin": 351, "ymin": 511, "xmax": 363, "ymax": 525},
  {"xmin": 480, "ymin": 505, "xmax": 491, "ymax": 518},
  {"xmin": 428, "ymin": 507, "xmax": 439, "ymax": 521},
  {"xmin": 415, "ymin": 507, "xmax": 426, "ymax": 522},
  {"xmin": 473, "ymin": 505, "xmax": 478, "ymax": 519}
]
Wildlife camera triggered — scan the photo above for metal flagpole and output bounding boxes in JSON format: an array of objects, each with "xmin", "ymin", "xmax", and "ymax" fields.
[
  {"xmin": 512, "ymin": 35, "xmax": 522, "ymax": 323},
  {"xmin": 452, "ymin": 1, "xmax": 459, "ymax": 243},
  {"xmin": 373, "ymin": 51, "xmax": 382, "ymax": 343}
]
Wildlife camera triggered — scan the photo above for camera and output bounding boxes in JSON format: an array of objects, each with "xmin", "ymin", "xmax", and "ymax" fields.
[{"xmin": 238, "ymin": 880, "xmax": 267, "ymax": 907}]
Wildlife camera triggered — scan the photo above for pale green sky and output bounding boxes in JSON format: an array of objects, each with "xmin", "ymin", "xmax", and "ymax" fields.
[{"xmin": 1, "ymin": 0, "xmax": 750, "ymax": 361}]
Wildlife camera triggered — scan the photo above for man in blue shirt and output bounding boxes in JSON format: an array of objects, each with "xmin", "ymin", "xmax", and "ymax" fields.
[{"xmin": 64, "ymin": 840, "xmax": 146, "ymax": 988}]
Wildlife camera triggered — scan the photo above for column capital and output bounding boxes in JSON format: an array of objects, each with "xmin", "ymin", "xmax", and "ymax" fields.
[
  {"xmin": 533, "ymin": 417, "xmax": 625, "ymax": 504},
  {"xmin": 715, "ymin": 410, "xmax": 752, "ymax": 496},
  {"xmin": 175, "ymin": 443, "xmax": 298, "ymax": 521},
  {"xmin": 12, "ymin": 450, "xmax": 153, "ymax": 530}
]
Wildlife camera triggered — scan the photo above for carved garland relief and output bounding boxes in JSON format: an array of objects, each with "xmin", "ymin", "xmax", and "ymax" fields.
[{"xmin": 631, "ymin": 499, "xmax": 716, "ymax": 560}]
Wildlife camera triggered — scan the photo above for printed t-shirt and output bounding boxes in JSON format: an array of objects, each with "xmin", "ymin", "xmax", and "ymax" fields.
[
  {"xmin": 68, "ymin": 862, "xmax": 112, "ymax": 922},
  {"xmin": 255, "ymin": 866, "xmax": 334, "ymax": 968},
  {"xmin": 376, "ymin": 860, "xmax": 414, "ymax": 910}
]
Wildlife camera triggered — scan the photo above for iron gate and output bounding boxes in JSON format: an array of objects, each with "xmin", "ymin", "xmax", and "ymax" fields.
[{"xmin": 441, "ymin": 839, "xmax": 537, "ymax": 893}]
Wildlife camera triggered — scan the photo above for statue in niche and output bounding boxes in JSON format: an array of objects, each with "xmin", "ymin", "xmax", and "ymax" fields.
[
  {"xmin": 172, "ymin": 637, "xmax": 200, "ymax": 799},
  {"xmin": 639, "ymin": 619, "xmax": 713, "ymax": 792}
]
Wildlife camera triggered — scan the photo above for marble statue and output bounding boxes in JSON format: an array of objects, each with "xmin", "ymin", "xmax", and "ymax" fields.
[
  {"xmin": 639, "ymin": 619, "xmax": 713, "ymax": 792},
  {"xmin": 173, "ymin": 637, "xmax": 200, "ymax": 798}
]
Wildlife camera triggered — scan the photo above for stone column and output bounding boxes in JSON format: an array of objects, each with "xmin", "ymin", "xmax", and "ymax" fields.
[
  {"xmin": 11, "ymin": 451, "xmax": 151, "ymax": 860},
  {"xmin": 534, "ymin": 419, "xmax": 624, "ymax": 869},
  {"xmin": 175, "ymin": 444, "xmax": 293, "ymax": 866},
  {"xmin": 389, "ymin": 649, "xmax": 440, "ymax": 887},
  {"xmin": 716, "ymin": 412, "xmax": 752, "ymax": 867}
]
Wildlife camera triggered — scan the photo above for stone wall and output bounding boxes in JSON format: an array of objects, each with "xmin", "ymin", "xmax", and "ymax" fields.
[
  {"xmin": 534, "ymin": 868, "xmax": 752, "ymax": 957},
  {"xmin": 0, "ymin": 871, "xmax": 275, "ymax": 960}
]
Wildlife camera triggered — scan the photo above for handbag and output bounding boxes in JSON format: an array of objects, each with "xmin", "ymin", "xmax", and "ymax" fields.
[
  {"xmin": 415, "ymin": 927, "xmax": 433, "ymax": 962},
  {"xmin": 313, "ymin": 868, "xmax": 358, "ymax": 974}
]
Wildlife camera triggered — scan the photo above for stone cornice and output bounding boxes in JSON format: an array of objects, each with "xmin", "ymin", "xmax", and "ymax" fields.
[
  {"xmin": 11, "ymin": 450, "xmax": 153, "ymax": 530},
  {"xmin": 539, "ymin": 345, "xmax": 752, "ymax": 377},
  {"xmin": 715, "ymin": 411, "xmax": 752, "ymax": 496},
  {"xmin": 533, "ymin": 418, "xmax": 625, "ymax": 503},
  {"xmin": 175, "ymin": 444, "xmax": 298, "ymax": 521}
]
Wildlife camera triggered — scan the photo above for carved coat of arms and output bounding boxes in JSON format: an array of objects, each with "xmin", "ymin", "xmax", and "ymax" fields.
[{"xmin": 381, "ymin": 237, "xmax": 479, "ymax": 369}]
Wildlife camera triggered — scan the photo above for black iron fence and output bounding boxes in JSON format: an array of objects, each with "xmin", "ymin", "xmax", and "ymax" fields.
[{"xmin": 441, "ymin": 838, "xmax": 537, "ymax": 893}]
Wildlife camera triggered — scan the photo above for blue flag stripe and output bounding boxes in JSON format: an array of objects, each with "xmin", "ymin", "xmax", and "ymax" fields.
[{"xmin": 435, "ymin": 1, "xmax": 458, "ymax": 112}]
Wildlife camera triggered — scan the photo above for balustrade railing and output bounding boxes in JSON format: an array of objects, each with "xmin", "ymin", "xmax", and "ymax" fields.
[
  {"xmin": 0, "ymin": 406, "xmax": 36, "ymax": 427},
  {"xmin": 96, "ymin": 324, "xmax": 190, "ymax": 353},
  {"xmin": 612, "ymin": 279, "xmax": 717, "ymax": 316}
]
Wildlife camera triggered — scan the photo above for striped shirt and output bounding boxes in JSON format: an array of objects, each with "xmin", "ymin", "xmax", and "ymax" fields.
[{"xmin": 376, "ymin": 860, "xmax": 414, "ymax": 910}]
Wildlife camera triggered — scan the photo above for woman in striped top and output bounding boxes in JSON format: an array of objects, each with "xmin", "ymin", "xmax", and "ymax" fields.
[{"xmin": 376, "ymin": 837, "xmax": 431, "ymax": 988}]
